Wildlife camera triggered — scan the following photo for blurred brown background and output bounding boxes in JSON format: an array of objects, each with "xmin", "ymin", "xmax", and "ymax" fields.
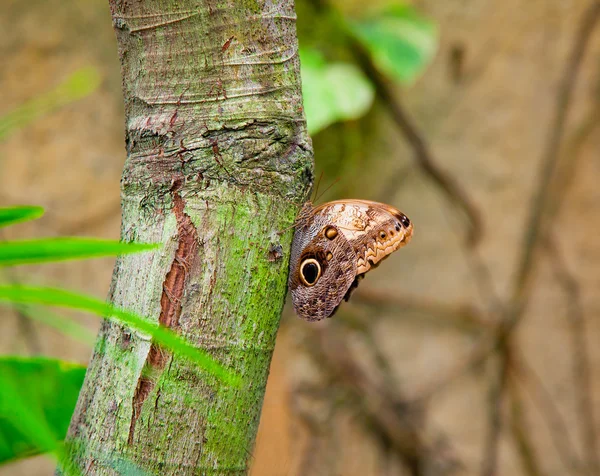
[{"xmin": 1, "ymin": 0, "xmax": 599, "ymax": 475}]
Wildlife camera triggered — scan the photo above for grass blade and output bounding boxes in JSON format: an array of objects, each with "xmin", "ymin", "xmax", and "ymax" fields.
[
  {"xmin": 0, "ymin": 286, "xmax": 241, "ymax": 386},
  {"xmin": 0, "ymin": 238, "xmax": 158, "ymax": 267},
  {"xmin": 0, "ymin": 206, "xmax": 44, "ymax": 228}
]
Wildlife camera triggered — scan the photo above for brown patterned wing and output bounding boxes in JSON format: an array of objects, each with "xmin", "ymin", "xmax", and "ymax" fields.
[
  {"xmin": 289, "ymin": 206, "xmax": 357, "ymax": 321},
  {"xmin": 311, "ymin": 200, "xmax": 413, "ymax": 275},
  {"xmin": 288, "ymin": 200, "xmax": 413, "ymax": 321}
]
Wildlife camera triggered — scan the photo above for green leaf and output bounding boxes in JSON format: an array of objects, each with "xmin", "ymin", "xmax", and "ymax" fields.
[
  {"xmin": 0, "ymin": 238, "xmax": 158, "ymax": 267},
  {"xmin": 0, "ymin": 66, "xmax": 102, "ymax": 141},
  {"xmin": 350, "ymin": 5, "xmax": 438, "ymax": 84},
  {"xmin": 0, "ymin": 356, "xmax": 85, "ymax": 464},
  {"xmin": 300, "ymin": 48, "xmax": 374, "ymax": 135},
  {"xmin": 0, "ymin": 206, "xmax": 44, "ymax": 228},
  {"xmin": 0, "ymin": 286, "xmax": 241, "ymax": 386}
]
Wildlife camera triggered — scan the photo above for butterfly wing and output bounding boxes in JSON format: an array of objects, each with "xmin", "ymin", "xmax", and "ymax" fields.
[
  {"xmin": 289, "ymin": 210, "xmax": 357, "ymax": 321},
  {"xmin": 289, "ymin": 200, "xmax": 413, "ymax": 321},
  {"xmin": 311, "ymin": 200, "xmax": 413, "ymax": 275}
]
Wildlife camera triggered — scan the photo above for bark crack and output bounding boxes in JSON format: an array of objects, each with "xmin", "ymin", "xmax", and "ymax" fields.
[{"xmin": 128, "ymin": 190, "xmax": 199, "ymax": 445}]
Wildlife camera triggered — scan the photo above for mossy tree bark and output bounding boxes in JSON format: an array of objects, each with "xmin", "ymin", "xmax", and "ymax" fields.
[{"xmin": 59, "ymin": 0, "xmax": 312, "ymax": 474}]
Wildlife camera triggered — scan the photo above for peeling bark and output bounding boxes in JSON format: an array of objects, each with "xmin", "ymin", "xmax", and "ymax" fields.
[
  {"xmin": 128, "ymin": 189, "xmax": 199, "ymax": 446},
  {"xmin": 59, "ymin": 0, "xmax": 312, "ymax": 474}
]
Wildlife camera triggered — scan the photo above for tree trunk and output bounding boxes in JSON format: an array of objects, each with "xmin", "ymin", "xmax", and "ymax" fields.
[{"xmin": 59, "ymin": 0, "xmax": 312, "ymax": 474}]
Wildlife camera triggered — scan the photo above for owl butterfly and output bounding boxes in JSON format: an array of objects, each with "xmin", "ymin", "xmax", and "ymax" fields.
[{"xmin": 289, "ymin": 200, "xmax": 413, "ymax": 321}]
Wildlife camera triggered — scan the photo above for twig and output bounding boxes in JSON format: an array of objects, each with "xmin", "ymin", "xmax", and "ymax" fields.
[
  {"xmin": 306, "ymin": 0, "xmax": 482, "ymax": 245},
  {"xmin": 408, "ymin": 327, "xmax": 499, "ymax": 402},
  {"xmin": 546, "ymin": 237, "xmax": 599, "ymax": 474},
  {"xmin": 349, "ymin": 38, "xmax": 483, "ymax": 246},
  {"xmin": 507, "ymin": 0, "xmax": 600, "ymax": 323},
  {"xmin": 302, "ymin": 4, "xmax": 600, "ymax": 474},
  {"xmin": 300, "ymin": 322, "xmax": 462, "ymax": 476},
  {"xmin": 482, "ymin": 4, "xmax": 600, "ymax": 472},
  {"xmin": 317, "ymin": 325, "xmax": 424, "ymax": 476},
  {"xmin": 352, "ymin": 286, "xmax": 490, "ymax": 332},
  {"xmin": 436, "ymin": 192, "xmax": 505, "ymax": 317},
  {"xmin": 338, "ymin": 309, "xmax": 406, "ymax": 395},
  {"xmin": 480, "ymin": 347, "xmax": 509, "ymax": 476},
  {"xmin": 511, "ymin": 351, "xmax": 583, "ymax": 473},
  {"xmin": 546, "ymin": 92, "xmax": 600, "ymax": 221},
  {"xmin": 507, "ymin": 376, "xmax": 544, "ymax": 476}
]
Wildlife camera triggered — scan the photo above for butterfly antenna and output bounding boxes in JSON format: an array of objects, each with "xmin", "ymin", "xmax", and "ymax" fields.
[
  {"xmin": 314, "ymin": 177, "xmax": 341, "ymax": 204},
  {"xmin": 312, "ymin": 170, "xmax": 324, "ymax": 203},
  {"xmin": 277, "ymin": 221, "xmax": 298, "ymax": 235},
  {"xmin": 276, "ymin": 206, "xmax": 310, "ymax": 236}
]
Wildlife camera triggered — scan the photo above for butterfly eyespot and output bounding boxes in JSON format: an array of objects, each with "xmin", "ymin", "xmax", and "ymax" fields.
[
  {"xmin": 399, "ymin": 215, "xmax": 410, "ymax": 228},
  {"xmin": 395, "ymin": 223, "xmax": 401, "ymax": 232},
  {"xmin": 326, "ymin": 252, "xmax": 333, "ymax": 261},
  {"xmin": 300, "ymin": 259, "xmax": 321, "ymax": 286},
  {"xmin": 324, "ymin": 226, "xmax": 338, "ymax": 240},
  {"xmin": 379, "ymin": 231, "xmax": 386, "ymax": 239}
]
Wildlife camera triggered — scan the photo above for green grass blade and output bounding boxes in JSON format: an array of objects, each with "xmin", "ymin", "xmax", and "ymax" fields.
[
  {"xmin": 0, "ymin": 206, "xmax": 44, "ymax": 228},
  {"xmin": 0, "ymin": 238, "xmax": 158, "ymax": 267},
  {"xmin": 0, "ymin": 67, "xmax": 101, "ymax": 141},
  {"xmin": 0, "ymin": 286, "xmax": 241, "ymax": 386}
]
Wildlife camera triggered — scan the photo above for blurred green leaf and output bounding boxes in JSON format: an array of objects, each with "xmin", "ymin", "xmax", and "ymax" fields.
[
  {"xmin": 350, "ymin": 5, "xmax": 438, "ymax": 84},
  {"xmin": 0, "ymin": 206, "xmax": 44, "ymax": 228},
  {"xmin": 0, "ymin": 238, "xmax": 158, "ymax": 267},
  {"xmin": 0, "ymin": 286, "xmax": 241, "ymax": 387},
  {"xmin": 300, "ymin": 48, "xmax": 374, "ymax": 135},
  {"xmin": 0, "ymin": 66, "xmax": 101, "ymax": 141},
  {"xmin": 0, "ymin": 356, "xmax": 85, "ymax": 464}
]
